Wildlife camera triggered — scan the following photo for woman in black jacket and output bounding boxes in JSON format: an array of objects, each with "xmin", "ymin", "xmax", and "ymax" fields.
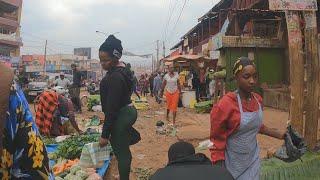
[{"xmin": 98, "ymin": 35, "xmax": 139, "ymax": 180}]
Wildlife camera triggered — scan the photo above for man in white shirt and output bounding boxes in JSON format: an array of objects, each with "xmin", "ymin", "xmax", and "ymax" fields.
[{"xmin": 54, "ymin": 72, "xmax": 71, "ymax": 89}]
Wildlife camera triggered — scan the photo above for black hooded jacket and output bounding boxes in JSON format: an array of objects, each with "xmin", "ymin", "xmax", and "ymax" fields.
[
  {"xmin": 151, "ymin": 153, "xmax": 233, "ymax": 180},
  {"xmin": 100, "ymin": 66, "xmax": 133, "ymax": 138}
]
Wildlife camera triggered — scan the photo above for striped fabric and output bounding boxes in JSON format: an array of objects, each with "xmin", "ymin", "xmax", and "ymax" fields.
[{"xmin": 35, "ymin": 91, "xmax": 58, "ymax": 136}]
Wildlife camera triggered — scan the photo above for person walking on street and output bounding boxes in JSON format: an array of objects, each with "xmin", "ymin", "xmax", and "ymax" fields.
[
  {"xmin": 125, "ymin": 63, "xmax": 140, "ymax": 99},
  {"xmin": 132, "ymin": 71, "xmax": 141, "ymax": 99},
  {"xmin": 98, "ymin": 35, "xmax": 139, "ymax": 180},
  {"xmin": 192, "ymin": 70, "xmax": 200, "ymax": 102},
  {"xmin": 53, "ymin": 72, "xmax": 71, "ymax": 89},
  {"xmin": 70, "ymin": 64, "xmax": 83, "ymax": 113},
  {"xmin": 210, "ymin": 57, "xmax": 286, "ymax": 180},
  {"xmin": 153, "ymin": 72, "xmax": 163, "ymax": 104},
  {"xmin": 160, "ymin": 65, "xmax": 181, "ymax": 127},
  {"xmin": 139, "ymin": 75, "xmax": 147, "ymax": 97},
  {"xmin": 144, "ymin": 73, "xmax": 150, "ymax": 97},
  {"xmin": 149, "ymin": 73, "xmax": 155, "ymax": 97}
]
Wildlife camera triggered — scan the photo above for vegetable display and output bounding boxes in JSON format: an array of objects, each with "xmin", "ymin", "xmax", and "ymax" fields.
[
  {"xmin": 53, "ymin": 159, "xmax": 79, "ymax": 176},
  {"xmin": 42, "ymin": 137, "xmax": 57, "ymax": 145},
  {"xmin": 194, "ymin": 100, "xmax": 213, "ymax": 113},
  {"xmin": 57, "ymin": 165, "xmax": 101, "ymax": 180},
  {"xmin": 133, "ymin": 97, "xmax": 149, "ymax": 110},
  {"xmin": 87, "ymin": 95, "xmax": 101, "ymax": 111},
  {"xmin": 260, "ymin": 152, "xmax": 320, "ymax": 180},
  {"xmin": 55, "ymin": 134, "xmax": 100, "ymax": 159}
]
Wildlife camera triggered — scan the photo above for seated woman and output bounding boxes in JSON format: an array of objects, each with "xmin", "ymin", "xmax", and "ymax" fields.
[
  {"xmin": 35, "ymin": 88, "xmax": 82, "ymax": 137},
  {"xmin": 0, "ymin": 64, "xmax": 53, "ymax": 179}
]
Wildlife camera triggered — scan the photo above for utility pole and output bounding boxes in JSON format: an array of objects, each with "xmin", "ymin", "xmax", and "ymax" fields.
[
  {"xmin": 163, "ymin": 41, "xmax": 166, "ymax": 58},
  {"xmin": 44, "ymin": 40, "xmax": 47, "ymax": 76},
  {"xmin": 152, "ymin": 55, "xmax": 154, "ymax": 72},
  {"xmin": 156, "ymin": 40, "xmax": 159, "ymax": 71}
]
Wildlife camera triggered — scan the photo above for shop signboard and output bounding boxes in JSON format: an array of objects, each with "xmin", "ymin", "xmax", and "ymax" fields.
[
  {"xmin": 25, "ymin": 65, "xmax": 44, "ymax": 72},
  {"xmin": 269, "ymin": 0, "xmax": 317, "ymax": 11},
  {"xmin": 212, "ymin": 33, "xmax": 223, "ymax": 50}
]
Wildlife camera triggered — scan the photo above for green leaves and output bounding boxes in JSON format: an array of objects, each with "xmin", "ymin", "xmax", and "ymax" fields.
[{"xmin": 56, "ymin": 134, "xmax": 100, "ymax": 159}]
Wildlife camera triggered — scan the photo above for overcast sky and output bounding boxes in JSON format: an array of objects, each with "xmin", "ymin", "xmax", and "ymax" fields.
[{"xmin": 21, "ymin": 0, "xmax": 219, "ymax": 64}]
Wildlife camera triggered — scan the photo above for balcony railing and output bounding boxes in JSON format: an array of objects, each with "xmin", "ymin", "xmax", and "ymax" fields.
[
  {"xmin": 0, "ymin": 33, "xmax": 21, "ymax": 43},
  {"xmin": 0, "ymin": 0, "xmax": 22, "ymax": 7},
  {"xmin": 0, "ymin": 16, "xmax": 19, "ymax": 30},
  {"xmin": 2, "ymin": 13, "xmax": 18, "ymax": 21}
]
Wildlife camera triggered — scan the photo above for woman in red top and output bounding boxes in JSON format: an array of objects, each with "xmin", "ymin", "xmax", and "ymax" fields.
[{"xmin": 210, "ymin": 57, "xmax": 285, "ymax": 180}]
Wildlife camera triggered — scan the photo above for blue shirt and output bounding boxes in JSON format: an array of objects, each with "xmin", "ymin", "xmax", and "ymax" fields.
[{"xmin": 153, "ymin": 75, "xmax": 163, "ymax": 92}]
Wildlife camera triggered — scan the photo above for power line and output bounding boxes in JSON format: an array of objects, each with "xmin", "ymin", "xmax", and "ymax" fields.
[
  {"xmin": 162, "ymin": 0, "xmax": 178, "ymax": 42},
  {"xmin": 126, "ymin": 41, "xmax": 157, "ymax": 51},
  {"xmin": 166, "ymin": 0, "xmax": 188, "ymax": 44},
  {"xmin": 21, "ymin": 31, "xmax": 98, "ymax": 49}
]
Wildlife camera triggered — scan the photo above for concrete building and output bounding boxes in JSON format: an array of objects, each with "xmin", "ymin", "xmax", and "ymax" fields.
[
  {"xmin": 74, "ymin": 47, "xmax": 91, "ymax": 59},
  {"xmin": 0, "ymin": 0, "xmax": 23, "ymax": 67},
  {"xmin": 45, "ymin": 54, "xmax": 90, "ymax": 72}
]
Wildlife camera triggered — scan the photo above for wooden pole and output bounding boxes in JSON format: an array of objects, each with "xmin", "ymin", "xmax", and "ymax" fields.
[
  {"xmin": 285, "ymin": 11, "xmax": 304, "ymax": 135},
  {"xmin": 44, "ymin": 40, "xmax": 47, "ymax": 76},
  {"xmin": 303, "ymin": 11, "xmax": 319, "ymax": 149}
]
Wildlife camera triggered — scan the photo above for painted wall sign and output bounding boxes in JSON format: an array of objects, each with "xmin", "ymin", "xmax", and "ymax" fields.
[
  {"xmin": 304, "ymin": 11, "xmax": 317, "ymax": 29},
  {"xmin": 285, "ymin": 11, "xmax": 303, "ymax": 44},
  {"xmin": 269, "ymin": 0, "xmax": 317, "ymax": 11}
]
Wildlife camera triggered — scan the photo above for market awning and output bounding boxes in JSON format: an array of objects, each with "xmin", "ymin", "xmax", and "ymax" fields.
[{"xmin": 164, "ymin": 55, "xmax": 211, "ymax": 62}]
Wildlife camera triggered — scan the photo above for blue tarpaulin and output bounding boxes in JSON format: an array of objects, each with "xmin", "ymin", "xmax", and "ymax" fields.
[{"xmin": 46, "ymin": 144, "xmax": 111, "ymax": 177}]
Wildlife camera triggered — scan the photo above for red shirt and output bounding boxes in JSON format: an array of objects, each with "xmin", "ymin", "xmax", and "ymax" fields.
[{"xmin": 210, "ymin": 92, "xmax": 265, "ymax": 163}]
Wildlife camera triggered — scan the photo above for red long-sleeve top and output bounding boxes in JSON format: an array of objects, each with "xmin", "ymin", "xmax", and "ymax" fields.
[{"xmin": 210, "ymin": 92, "xmax": 265, "ymax": 163}]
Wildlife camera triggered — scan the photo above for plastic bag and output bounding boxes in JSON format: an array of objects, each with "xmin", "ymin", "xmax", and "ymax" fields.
[
  {"xmin": 80, "ymin": 142, "xmax": 111, "ymax": 169},
  {"xmin": 274, "ymin": 125, "xmax": 307, "ymax": 162},
  {"xmin": 79, "ymin": 145, "xmax": 94, "ymax": 168}
]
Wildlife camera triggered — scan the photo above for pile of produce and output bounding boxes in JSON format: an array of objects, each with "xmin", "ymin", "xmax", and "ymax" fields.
[
  {"xmin": 260, "ymin": 152, "xmax": 320, "ymax": 180},
  {"xmin": 53, "ymin": 134, "xmax": 100, "ymax": 160},
  {"xmin": 213, "ymin": 69, "xmax": 226, "ymax": 78},
  {"xmin": 85, "ymin": 116, "xmax": 101, "ymax": 127},
  {"xmin": 55, "ymin": 165, "xmax": 102, "ymax": 180},
  {"xmin": 194, "ymin": 100, "xmax": 213, "ymax": 113},
  {"xmin": 133, "ymin": 97, "xmax": 149, "ymax": 110},
  {"xmin": 53, "ymin": 159, "xmax": 79, "ymax": 176},
  {"xmin": 87, "ymin": 95, "xmax": 101, "ymax": 111},
  {"xmin": 42, "ymin": 137, "xmax": 57, "ymax": 145}
]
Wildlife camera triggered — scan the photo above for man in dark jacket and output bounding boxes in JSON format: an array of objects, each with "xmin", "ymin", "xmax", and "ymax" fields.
[{"xmin": 151, "ymin": 141, "xmax": 233, "ymax": 180}]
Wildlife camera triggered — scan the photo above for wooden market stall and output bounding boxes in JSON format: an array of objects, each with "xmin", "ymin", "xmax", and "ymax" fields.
[{"xmin": 164, "ymin": 55, "xmax": 216, "ymax": 107}]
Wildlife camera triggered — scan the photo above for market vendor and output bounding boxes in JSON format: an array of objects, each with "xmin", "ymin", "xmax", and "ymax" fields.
[
  {"xmin": 0, "ymin": 64, "xmax": 53, "ymax": 179},
  {"xmin": 210, "ymin": 57, "xmax": 286, "ymax": 180},
  {"xmin": 160, "ymin": 64, "xmax": 181, "ymax": 127},
  {"xmin": 98, "ymin": 35, "xmax": 138, "ymax": 180},
  {"xmin": 35, "ymin": 88, "xmax": 82, "ymax": 137}
]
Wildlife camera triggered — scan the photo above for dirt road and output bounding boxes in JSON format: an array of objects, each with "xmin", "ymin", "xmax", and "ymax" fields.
[
  {"xmin": 104, "ymin": 97, "xmax": 288, "ymax": 179},
  {"xmin": 31, "ymin": 95, "xmax": 289, "ymax": 179}
]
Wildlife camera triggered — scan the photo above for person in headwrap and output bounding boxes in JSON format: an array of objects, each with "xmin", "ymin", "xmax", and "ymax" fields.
[
  {"xmin": 151, "ymin": 141, "xmax": 233, "ymax": 180},
  {"xmin": 0, "ymin": 64, "xmax": 54, "ymax": 180},
  {"xmin": 98, "ymin": 35, "xmax": 139, "ymax": 180},
  {"xmin": 210, "ymin": 57, "xmax": 286, "ymax": 180}
]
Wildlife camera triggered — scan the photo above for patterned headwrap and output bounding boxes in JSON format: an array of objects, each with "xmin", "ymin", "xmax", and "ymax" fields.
[{"xmin": 232, "ymin": 57, "xmax": 255, "ymax": 76}]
